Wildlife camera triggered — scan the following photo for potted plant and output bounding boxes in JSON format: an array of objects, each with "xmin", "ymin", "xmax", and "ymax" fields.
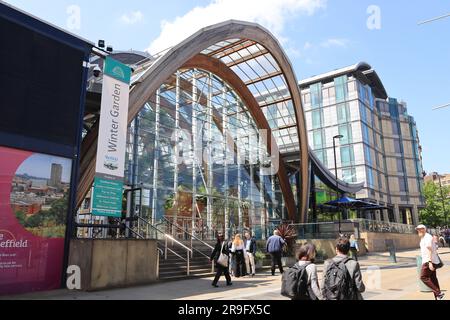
[
  {"xmin": 276, "ymin": 224, "xmax": 297, "ymax": 267},
  {"xmin": 254, "ymin": 251, "xmax": 266, "ymax": 270}
]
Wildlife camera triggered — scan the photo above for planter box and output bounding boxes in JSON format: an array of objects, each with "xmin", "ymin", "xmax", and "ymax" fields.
[
  {"xmin": 281, "ymin": 257, "xmax": 296, "ymax": 268},
  {"xmin": 255, "ymin": 260, "xmax": 263, "ymax": 270},
  {"xmin": 69, "ymin": 239, "xmax": 159, "ymax": 291}
]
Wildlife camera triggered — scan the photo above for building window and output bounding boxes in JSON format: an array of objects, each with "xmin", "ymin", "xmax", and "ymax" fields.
[
  {"xmin": 342, "ymin": 168, "xmax": 357, "ymax": 183},
  {"xmin": 337, "ymin": 103, "xmax": 350, "ymax": 124},
  {"xmin": 396, "ymin": 159, "xmax": 404, "ymax": 173},
  {"xmin": 365, "ymin": 145, "xmax": 372, "ymax": 166},
  {"xmin": 313, "ymin": 130, "xmax": 324, "ymax": 149},
  {"xmin": 394, "ymin": 139, "xmax": 402, "ymax": 153},
  {"xmin": 392, "ymin": 121, "xmax": 400, "ymax": 135},
  {"xmin": 303, "ymin": 93, "xmax": 311, "ymax": 105},
  {"xmin": 362, "ymin": 124, "xmax": 370, "ymax": 143},
  {"xmin": 315, "ymin": 150, "xmax": 327, "ymax": 167},
  {"xmin": 367, "ymin": 168, "xmax": 375, "ymax": 188},
  {"xmin": 339, "ymin": 124, "xmax": 353, "ymax": 144},
  {"xmin": 399, "ymin": 177, "xmax": 407, "ymax": 192},
  {"xmin": 312, "ymin": 109, "xmax": 323, "ymax": 129},
  {"xmin": 310, "ymin": 83, "xmax": 322, "ymax": 109},
  {"xmin": 359, "ymin": 102, "xmax": 367, "ymax": 123},
  {"xmin": 340, "ymin": 146, "xmax": 355, "ymax": 167},
  {"xmin": 335, "ymin": 76, "xmax": 348, "ymax": 103}
]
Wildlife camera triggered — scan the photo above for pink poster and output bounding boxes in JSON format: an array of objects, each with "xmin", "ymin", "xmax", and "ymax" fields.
[{"xmin": 0, "ymin": 146, "xmax": 72, "ymax": 295}]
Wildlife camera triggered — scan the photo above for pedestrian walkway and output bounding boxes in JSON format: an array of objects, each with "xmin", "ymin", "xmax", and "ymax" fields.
[{"xmin": 4, "ymin": 248, "xmax": 450, "ymax": 300}]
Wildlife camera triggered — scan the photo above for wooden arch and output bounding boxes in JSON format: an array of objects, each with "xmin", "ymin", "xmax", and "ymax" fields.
[{"xmin": 77, "ymin": 20, "xmax": 309, "ymax": 222}]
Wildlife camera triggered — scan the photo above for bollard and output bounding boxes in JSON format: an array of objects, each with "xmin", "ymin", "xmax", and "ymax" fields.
[
  {"xmin": 416, "ymin": 256, "xmax": 433, "ymax": 292},
  {"xmin": 385, "ymin": 239, "xmax": 397, "ymax": 263}
]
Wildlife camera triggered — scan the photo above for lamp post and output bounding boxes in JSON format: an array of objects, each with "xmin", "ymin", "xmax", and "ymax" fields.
[
  {"xmin": 436, "ymin": 173, "xmax": 448, "ymax": 226},
  {"xmin": 333, "ymin": 134, "xmax": 344, "ymax": 234}
]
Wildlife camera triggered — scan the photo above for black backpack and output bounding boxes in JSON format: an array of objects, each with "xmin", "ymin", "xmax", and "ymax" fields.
[
  {"xmin": 323, "ymin": 258, "xmax": 356, "ymax": 300},
  {"xmin": 281, "ymin": 264, "xmax": 310, "ymax": 300}
]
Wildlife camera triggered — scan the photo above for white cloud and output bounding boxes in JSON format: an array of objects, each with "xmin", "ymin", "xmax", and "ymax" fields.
[
  {"xmin": 147, "ymin": 0, "xmax": 327, "ymax": 54},
  {"xmin": 303, "ymin": 41, "xmax": 313, "ymax": 50},
  {"xmin": 120, "ymin": 11, "xmax": 144, "ymax": 25},
  {"xmin": 320, "ymin": 38, "xmax": 349, "ymax": 48}
]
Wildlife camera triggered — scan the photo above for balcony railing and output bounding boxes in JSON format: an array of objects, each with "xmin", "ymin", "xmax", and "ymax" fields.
[{"xmin": 291, "ymin": 219, "xmax": 416, "ymax": 240}]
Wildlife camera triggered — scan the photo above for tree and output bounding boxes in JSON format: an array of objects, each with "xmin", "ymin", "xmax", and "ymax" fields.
[
  {"xmin": 420, "ymin": 181, "xmax": 450, "ymax": 227},
  {"xmin": 15, "ymin": 211, "xmax": 27, "ymax": 225}
]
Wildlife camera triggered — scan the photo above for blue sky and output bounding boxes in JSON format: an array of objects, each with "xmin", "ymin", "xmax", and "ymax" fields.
[
  {"xmin": 4, "ymin": 0, "xmax": 450, "ymax": 173},
  {"xmin": 16, "ymin": 154, "xmax": 72, "ymax": 183}
]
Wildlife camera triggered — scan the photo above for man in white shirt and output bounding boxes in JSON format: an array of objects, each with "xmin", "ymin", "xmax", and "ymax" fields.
[{"xmin": 416, "ymin": 224, "xmax": 444, "ymax": 300}]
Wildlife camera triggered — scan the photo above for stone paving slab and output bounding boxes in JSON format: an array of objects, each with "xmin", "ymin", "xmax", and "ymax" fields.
[{"xmin": 3, "ymin": 248, "xmax": 450, "ymax": 300}]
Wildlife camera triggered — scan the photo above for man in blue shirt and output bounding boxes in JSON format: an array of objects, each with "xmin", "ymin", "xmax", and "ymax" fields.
[{"xmin": 266, "ymin": 230, "xmax": 285, "ymax": 276}]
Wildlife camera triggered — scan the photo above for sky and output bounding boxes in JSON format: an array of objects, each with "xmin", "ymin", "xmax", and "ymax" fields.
[
  {"xmin": 16, "ymin": 154, "xmax": 72, "ymax": 183},
  {"xmin": 3, "ymin": 0, "xmax": 450, "ymax": 174}
]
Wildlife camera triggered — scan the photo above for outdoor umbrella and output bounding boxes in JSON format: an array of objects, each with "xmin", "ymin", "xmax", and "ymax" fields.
[{"xmin": 325, "ymin": 196, "xmax": 386, "ymax": 233}]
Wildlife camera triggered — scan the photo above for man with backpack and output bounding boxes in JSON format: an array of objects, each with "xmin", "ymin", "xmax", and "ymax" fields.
[{"xmin": 322, "ymin": 236, "xmax": 365, "ymax": 300}]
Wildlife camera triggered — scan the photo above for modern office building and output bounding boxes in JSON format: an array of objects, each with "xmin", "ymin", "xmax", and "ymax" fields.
[
  {"xmin": 50, "ymin": 163, "xmax": 63, "ymax": 187},
  {"xmin": 299, "ymin": 63, "xmax": 425, "ymax": 225}
]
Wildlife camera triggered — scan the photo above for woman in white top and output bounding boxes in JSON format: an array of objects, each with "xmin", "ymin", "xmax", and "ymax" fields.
[
  {"xmin": 231, "ymin": 234, "xmax": 246, "ymax": 277},
  {"xmin": 295, "ymin": 243, "xmax": 323, "ymax": 300}
]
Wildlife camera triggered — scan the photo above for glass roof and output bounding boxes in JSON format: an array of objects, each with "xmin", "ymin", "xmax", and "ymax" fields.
[
  {"xmin": 128, "ymin": 37, "xmax": 301, "ymax": 156},
  {"xmin": 201, "ymin": 39, "xmax": 299, "ymax": 154}
]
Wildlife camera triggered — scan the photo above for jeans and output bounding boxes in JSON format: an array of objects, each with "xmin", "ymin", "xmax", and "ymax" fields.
[
  {"xmin": 420, "ymin": 263, "xmax": 441, "ymax": 297},
  {"xmin": 270, "ymin": 252, "xmax": 283, "ymax": 275}
]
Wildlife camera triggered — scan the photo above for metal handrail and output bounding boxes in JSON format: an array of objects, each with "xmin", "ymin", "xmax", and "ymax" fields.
[
  {"xmin": 165, "ymin": 246, "xmax": 187, "ymax": 262},
  {"xmin": 136, "ymin": 216, "xmax": 192, "ymax": 276},
  {"xmin": 163, "ymin": 217, "xmax": 214, "ymax": 249},
  {"xmin": 126, "ymin": 226, "xmax": 144, "ymax": 239}
]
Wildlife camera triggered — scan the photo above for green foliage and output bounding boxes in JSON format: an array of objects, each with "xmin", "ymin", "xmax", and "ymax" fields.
[
  {"xmin": 254, "ymin": 251, "xmax": 266, "ymax": 262},
  {"xmin": 17, "ymin": 195, "xmax": 68, "ymax": 238},
  {"xmin": 276, "ymin": 224, "xmax": 297, "ymax": 256},
  {"xmin": 421, "ymin": 181, "xmax": 450, "ymax": 227},
  {"xmin": 15, "ymin": 211, "xmax": 27, "ymax": 225}
]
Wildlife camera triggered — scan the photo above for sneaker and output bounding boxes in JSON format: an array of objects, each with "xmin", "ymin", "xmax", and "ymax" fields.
[
  {"xmin": 227, "ymin": 282, "xmax": 233, "ymax": 286},
  {"xmin": 212, "ymin": 284, "xmax": 219, "ymax": 288},
  {"xmin": 252, "ymin": 274, "xmax": 255, "ymax": 277},
  {"xmin": 437, "ymin": 293, "xmax": 445, "ymax": 300}
]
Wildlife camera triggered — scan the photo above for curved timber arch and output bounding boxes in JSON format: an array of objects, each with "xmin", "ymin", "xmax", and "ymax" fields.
[{"xmin": 77, "ymin": 20, "xmax": 310, "ymax": 222}]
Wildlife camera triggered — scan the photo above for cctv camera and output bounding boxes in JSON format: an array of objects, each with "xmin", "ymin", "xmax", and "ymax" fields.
[{"xmin": 93, "ymin": 65, "xmax": 102, "ymax": 78}]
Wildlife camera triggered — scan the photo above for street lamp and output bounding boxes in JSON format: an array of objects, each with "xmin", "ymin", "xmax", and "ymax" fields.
[
  {"xmin": 333, "ymin": 134, "xmax": 344, "ymax": 234},
  {"xmin": 435, "ymin": 173, "xmax": 448, "ymax": 226}
]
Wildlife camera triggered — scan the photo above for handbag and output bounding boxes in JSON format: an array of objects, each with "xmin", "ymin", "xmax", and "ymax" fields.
[
  {"xmin": 217, "ymin": 243, "xmax": 229, "ymax": 267},
  {"xmin": 435, "ymin": 256, "xmax": 444, "ymax": 269}
]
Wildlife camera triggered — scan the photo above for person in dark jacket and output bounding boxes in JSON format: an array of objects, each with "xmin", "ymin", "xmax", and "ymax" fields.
[
  {"xmin": 210, "ymin": 233, "xmax": 232, "ymax": 288},
  {"xmin": 244, "ymin": 231, "xmax": 257, "ymax": 277},
  {"xmin": 266, "ymin": 230, "xmax": 285, "ymax": 276}
]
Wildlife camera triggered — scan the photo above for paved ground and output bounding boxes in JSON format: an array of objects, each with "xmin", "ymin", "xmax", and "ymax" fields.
[{"xmin": 4, "ymin": 248, "xmax": 450, "ymax": 300}]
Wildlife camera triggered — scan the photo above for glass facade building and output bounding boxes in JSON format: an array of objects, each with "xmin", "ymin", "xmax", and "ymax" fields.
[
  {"xmin": 77, "ymin": 22, "xmax": 364, "ymax": 240},
  {"xmin": 300, "ymin": 63, "xmax": 425, "ymax": 225}
]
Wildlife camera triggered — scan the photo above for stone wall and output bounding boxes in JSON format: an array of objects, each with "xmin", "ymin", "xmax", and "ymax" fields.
[
  {"xmin": 297, "ymin": 239, "xmax": 368, "ymax": 260},
  {"xmin": 69, "ymin": 239, "xmax": 159, "ymax": 291},
  {"xmin": 360, "ymin": 232, "xmax": 419, "ymax": 252}
]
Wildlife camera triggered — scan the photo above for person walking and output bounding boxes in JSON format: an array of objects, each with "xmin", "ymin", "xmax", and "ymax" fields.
[
  {"xmin": 266, "ymin": 230, "xmax": 285, "ymax": 276},
  {"xmin": 228, "ymin": 235, "xmax": 235, "ymax": 277},
  {"xmin": 231, "ymin": 234, "xmax": 246, "ymax": 278},
  {"xmin": 416, "ymin": 225, "xmax": 445, "ymax": 300},
  {"xmin": 322, "ymin": 236, "xmax": 365, "ymax": 300},
  {"xmin": 244, "ymin": 231, "xmax": 257, "ymax": 277},
  {"xmin": 349, "ymin": 234, "xmax": 360, "ymax": 261},
  {"xmin": 210, "ymin": 233, "xmax": 232, "ymax": 288},
  {"xmin": 291, "ymin": 243, "xmax": 323, "ymax": 300}
]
